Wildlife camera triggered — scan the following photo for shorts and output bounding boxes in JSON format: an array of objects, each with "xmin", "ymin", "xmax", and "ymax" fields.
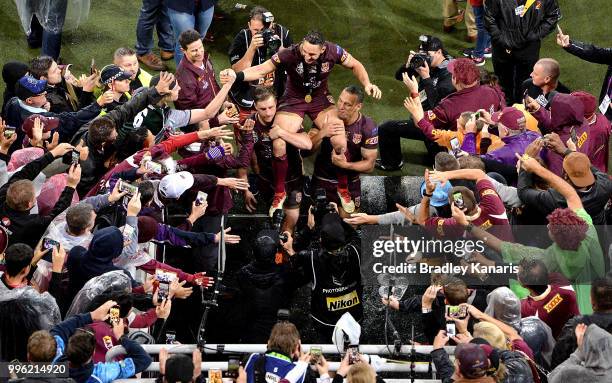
[
  {"xmin": 278, "ymin": 93, "xmax": 335, "ymax": 121},
  {"xmin": 257, "ymin": 176, "xmax": 304, "ymax": 209},
  {"xmin": 312, "ymin": 176, "xmax": 361, "ymax": 209}
]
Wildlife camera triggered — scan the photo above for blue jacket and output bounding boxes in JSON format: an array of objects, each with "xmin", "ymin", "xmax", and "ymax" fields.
[
  {"xmin": 51, "ymin": 313, "xmax": 152, "ymax": 383},
  {"xmin": 481, "ymin": 131, "xmax": 541, "ymax": 166}
]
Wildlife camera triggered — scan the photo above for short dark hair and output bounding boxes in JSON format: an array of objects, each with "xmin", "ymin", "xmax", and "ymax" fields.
[
  {"xmin": 253, "ymin": 86, "xmax": 276, "ymax": 104},
  {"xmin": 65, "ymin": 329, "xmax": 95, "ymax": 367},
  {"xmin": 6, "ymin": 180, "xmax": 35, "ymax": 211},
  {"xmin": 458, "ymin": 155, "xmax": 486, "ymax": 171},
  {"xmin": 66, "ymin": 203, "xmax": 95, "ymax": 235},
  {"xmin": 517, "ymin": 258, "xmax": 549, "ymax": 295},
  {"xmin": 88, "ymin": 116, "xmax": 117, "ymax": 149},
  {"xmin": 303, "ymin": 30, "xmax": 325, "ymax": 46},
  {"xmin": 249, "ymin": 5, "xmax": 269, "ymax": 21},
  {"xmin": 443, "ymin": 277, "xmax": 469, "ymax": 305},
  {"xmin": 116, "ymin": 127, "xmax": 150, "ymax": 162},
  {"xmin": 179, "ymin": 29, "xmax": 202, "ymax": 50},
  {"xmin": 27, "ymin": 330, "xmax": 56, "ymax": 362},
  {"xmin": 591, "ymin": 275, "xmax": 612, "ymax": 311},
  {"xmin": 29, "ymin": 56, "xmax": 54, "ymax": 79},
  {"xmin": 342, "ymin": 85, "xmax": 364, "ymax": 103},
  {"xmin": 4, "ymin": 243, "xmax": 34, "ymax": 277},
  {"xmin": 113, "ymin": 47, "xmax": 136, "ymax": 61},
  {"xmin": 138, "ymin": 181, "xmax": 155, "ymax": 206},
  {"xmin": 434, "ymin": 152, "xmax": 459, "ymax": 171}
]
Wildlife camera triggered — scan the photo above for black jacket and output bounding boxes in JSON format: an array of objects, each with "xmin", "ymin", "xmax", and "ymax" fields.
[
  {"xmin": 0, "ymin": 151, "xmax": 75, "ymax": 248},
  {"xmin": 71, "ymin": 87, "xmax": 164, "ymax": 196},
  {"xmin": 395, "ymin": 59, "xmax": 455, "ymax": 111},
  {"xmin": 564, "ymin": 40, "xmax": 612, "ymax": 121},
  {"xmin": 484, "ymin": 0, "xmax": 561, "ymax": 50},
  {"xmin": 46, "ymin": 82, "xmax": 95, "ymax": 114}
]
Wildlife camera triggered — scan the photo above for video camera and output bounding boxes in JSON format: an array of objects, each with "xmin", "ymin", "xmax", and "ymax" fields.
[{"xmin": 259, "ymin": 12, "xmax": 281, "ymax": 58}]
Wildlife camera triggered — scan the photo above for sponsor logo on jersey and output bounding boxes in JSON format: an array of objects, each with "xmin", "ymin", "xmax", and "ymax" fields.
[
  {"xmin": 479, "ymin": 219, "xmax": 493, "ymax": 230},
  {"xmin": 544, "ymin": 293, "xmax": 563, "ymax": 313},
  {"xmin": 365, "ymin": 136, "xmax": 378, "ymax": 145},
  {"xmin": 326, "ymin": 290, "xmax": 360, "ymax": 311},
  {"xmin": 265, "ymin": 372, "xmax": 281, "ymax": 383}
]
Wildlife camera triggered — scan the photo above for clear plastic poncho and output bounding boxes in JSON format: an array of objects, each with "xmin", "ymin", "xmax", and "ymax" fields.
[
  {"xmin": 0, "ymin": 285, "xmax": 61, "ymax": 329},
  {"xmin": 66, "ymin": 270, "xmax": 132, "ymax": 317},
  {"xmin": 14, "ymin": 0, "xmax": 90, "ymax": 35}
]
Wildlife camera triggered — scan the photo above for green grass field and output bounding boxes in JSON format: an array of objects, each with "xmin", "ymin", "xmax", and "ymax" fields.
[{"xmin": 1, "ymin": 0, "xmax": 609, "ymax": 175}]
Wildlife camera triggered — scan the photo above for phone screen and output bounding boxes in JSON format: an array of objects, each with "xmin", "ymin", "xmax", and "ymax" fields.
[
  {"xmin": 3, "ymin": 127, "xmax": 15, "ymax": 139},
  {"xmin": 446, "ymin": 322, "xmax": 456, "ymax": 336},
  {"xmin": 453, "ymin": 192, "xmax": 465, "ymax": 209},
  {"xmin": 196, "ymin": 191, "xmax": 208, "ymax": 206}
]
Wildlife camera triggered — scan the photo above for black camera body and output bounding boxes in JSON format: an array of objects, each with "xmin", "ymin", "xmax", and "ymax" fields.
[
  {"xmin": 259, "ymin": 12, "xmax": 281, "ymax": 58},
  {"xmin": 406, "ymin": 53, "xmax": 432, "ymax": 78},
  {"xmin": 312, "ymin": 188, "xmax": 336, "ymax": 227},
  {"xmin": 271, "ymin": 209, "xmax": 288, "ymax": 242}
]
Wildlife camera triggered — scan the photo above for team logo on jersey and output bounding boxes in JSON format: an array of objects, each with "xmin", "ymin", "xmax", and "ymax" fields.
[
  {"xmin": 326, "ymin": 94, "xmax": 335, "ymax": 104},
  {"xmin": 427, "ymin": 111, "xmax": 437, "ymax": 120},
  {"xmin": 321, "ymin": 62, "xmax": 330, "ymax": 73},
  {"xmin": 352, "ymin": 133, "xmax": 362, "ymax": 144},
  {"xmin": 326, "ymin": 290, "xmax": 360, "ymax": 311},
  {"xmin": 544, "ymin": 293, "xmax": 563, "ymax": 313},
  {"xmin": 272, "ymin": 53, "xmax": 281, "ymax": 64},
  {"xmin": 1, "ymin": 217, "xmax": 10, "ymax": 227}
]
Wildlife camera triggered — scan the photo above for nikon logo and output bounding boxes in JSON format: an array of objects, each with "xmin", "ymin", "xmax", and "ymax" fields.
[{"xmin": 326, "ymin": 291, "xmax": 360, "ymax": 311}]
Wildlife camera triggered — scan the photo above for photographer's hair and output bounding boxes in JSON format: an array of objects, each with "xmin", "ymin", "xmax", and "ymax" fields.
[
  {"xmin": 458, "ymin": 155, "xmax": 486, "ymax": 171},
  {"xmin": 347, "ymin": 363, "xmax": 376, "ymax": 383},
  {"xmin": 517, "ymin": 258, "xmax": 549, "ymax": 295},
  {"xmin": 113, "ymin": 47, "xmax": 136, "ymax": 61},
  {"xmin": 267, "ymin": 321, "xmax": 301, "ymax": 357},
  {"xmin": 536, "ymin": 58, "xmax": 560, "ymax": 84},
  {"xmin": 249, "ymin": 5, "xmax": 269, "ymax": 21},
  {"xmin": 434, "ymin": 152, "xmax": 459, "ymax": 171},
  {"xmin": 442, "ymin": 276, "xmax": 469, "ymax": 305},
  {"xmin": 448, "ymin": 186, "xmax": 477, "ymax": 213},
  {"xmin": 4, "ymin": 243, "xmax": 34, "ymax": 277},
  {"xmin": 6, "ymin": 180, "xmax": 35, "ymax": 211},
  {"xmin": 66, "ymin": 203, "xmax": 95, "ymax": 235},
  {"xmin": 66, "ymin": 329, "xmax": 96, "ymax": 367},
  {"xmin": 303, "ymin": 30, "xmax": 325, "ymax": 46},
  {"xmin": 27, "ymin": 330, "xmax": 56, "ymax": 362},
  {"xmin": 178, "ymin": 29, "xmax": 202, "ymax": 50},
  {"xmin": 88, "ymin": 116, "xmax": 117, "ymax": 149},
  {"xmin": 591, "ymin": 275, "xmax": 612, "ymax": 312},
  {"xmin": 253, "ymin": 86, "xmax": 277, "ymax": 104},
  {"xmin": 29, "ymin": 56, "xmax": 55, "ymax": 79},
  {"xmin": 343, "ymin": 85, "xmax": 364, "ymax": 103}
]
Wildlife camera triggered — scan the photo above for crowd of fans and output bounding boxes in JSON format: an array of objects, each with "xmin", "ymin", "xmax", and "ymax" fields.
[{"xmin": 1, "ymin": 1, "xmax": 612, "ymax": 382}]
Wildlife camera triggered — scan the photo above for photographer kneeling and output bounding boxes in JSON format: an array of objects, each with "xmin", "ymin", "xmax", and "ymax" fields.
[
  {"xmin": 282, "ymin": 201, "xmax": 362, "ymax": 342},
  {"xmin": 377, "ymin": 35, "xmax": 454, "ymax": 171}
]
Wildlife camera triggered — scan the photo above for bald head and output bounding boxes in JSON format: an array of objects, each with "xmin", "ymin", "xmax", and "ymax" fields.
[{"xmin": 531, "ymin": 58, "xmax": 560, "ymax": 87}]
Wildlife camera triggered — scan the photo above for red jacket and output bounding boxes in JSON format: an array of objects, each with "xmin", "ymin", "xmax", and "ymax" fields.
[{"xmin": 175, "ymin": 53, "xmax": 221, "ymax": 110}]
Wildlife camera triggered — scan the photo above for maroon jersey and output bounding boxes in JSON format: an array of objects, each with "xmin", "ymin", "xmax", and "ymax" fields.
[
  {"xmin": 271, "ymin": 42, "xmax": 349, "ymax": 100},
  {"xmin": 521, "ymin": 284, "xmax": 580, "ymax": 339},
  {"xmin": 250, "ymin": 114, "xmax": 303, "ymax": 182},
  {"xmin": 313, "ymin": 114, "xmax": 378, "ymax": 181},
  {"xmin": 425, "ymin": 179, "xmax": 514, "ymax": 241}
]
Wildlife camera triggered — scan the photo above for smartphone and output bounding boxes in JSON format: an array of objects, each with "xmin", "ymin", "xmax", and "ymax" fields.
[
  {"xmin": 446, "ymin": 305, "xmax": 468, "ymax": 320},
  {"xmin": 165, "ymin": 330, "xmax": 176, "ymax": 344},
  {"xmin": 71, "ymin": 149, "xmax": 80, "ymax": 165},
  {"xmin": 310, "ymin": 346, "xmax": 322, "ymax": 365},
  {"xmin": 570, "ymin": 128, "xmax": 578, "ymax": 143},
  {"xmin": 225, "ymin": 104, "xmax": 239, "ymax": 118},
  {"xmin": 118, "ymin": 180, "xmax": 138, "ymax": 196},
  {"xmin": 450, "ymin": 137, "xmax": 460, "ymax": 151},
  {"xmin": 227, "ymin": 358, "xmax": 240, "ymax": 379},
  {"xmin": 446, "ymin": 322, "xmax": 456, "ymax": 336},
  {"xmin": 195, "ymin": 191, "xmax": 208, "ymax": 206},
  {"xmin": 109, "ymin": 305, "xmax": 121, "ymax": 325},
  {"xmin": 523, "ymin": 90, "xmax": 530, "ymax": 109},
  {"xmin": 90, "ymin": 58, "xmax": 97, "ymax": 75},
  {"xmin": 453, "ymin": 192, "xmax": 465, "ymax": 209},
  {"xmin": 347, "ymin": 346, "xmax": 359, "ymax": 365},
  {"xmin": 556, "ymin": 24, "xmax": 563, "ymax": 35},
  {"xmin": 122, "ymin": 225, "xmax": 135, "ymax": 241},
  {"xmin": 208, "ymin": 369, "xmax": 223, "ymax": 383},
  {"xmin": 144, "ymin": 160, "xmax": 163, "ymax": 174},
  {"xmin": 3, "ymin": 127, "xmax": 15, "ymax": 139},
  {"xmin": 42, "ymin": 237, "xmax": 60, "ymax": 251},
  {"xmin": 473, "ymin": 111, "xmax": 480, "ymax": 120},
  {"xmin": 158, "ymin": 281, "xmax": 170, "ymax": 300}
]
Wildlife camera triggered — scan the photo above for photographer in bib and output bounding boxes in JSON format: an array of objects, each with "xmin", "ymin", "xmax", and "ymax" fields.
[
  {"xmin": 377, "ymin": 35, "xmax": 454, "ymax": 171},
  {"xmin": 228, "ymin": 6, "xmax": 292, "ymax": 119}
]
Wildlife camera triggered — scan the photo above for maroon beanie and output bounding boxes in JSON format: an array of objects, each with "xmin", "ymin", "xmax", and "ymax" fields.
[{"xmin": 571, "ymin": 91, "xmax": 598, "ymax": 118}]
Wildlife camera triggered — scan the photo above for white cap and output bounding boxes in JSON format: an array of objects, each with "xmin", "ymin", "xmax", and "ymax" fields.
[{"xmin": 158, "ymin": 171, "xmax": 194, "ymax": 199}]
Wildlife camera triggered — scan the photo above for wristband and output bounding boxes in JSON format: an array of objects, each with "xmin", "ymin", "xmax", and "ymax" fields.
[
  {"xmin": 208, "ymin": 116, "xmax": 220, "ymax": 127},
  {"xmin": 236, "ymin": 71, "xmax": 245, "ymax": 83},
  {"xmin": 410, "ymin": 91, "xmax": 419, "ymax": 99},
  {"xmin": 422, "ymin": 307, "xmax": 432, "ymax": 314},
  {"xmin": 465, "ymin": 223, "xmax": 474, "ymax": 233},
  {"xmin": 563, "ymin": 148, "xmax": 574, "ymax": 157},
  {"xmin": 423, "ymin": 191, "xmax": 433, "ymax": 197}
]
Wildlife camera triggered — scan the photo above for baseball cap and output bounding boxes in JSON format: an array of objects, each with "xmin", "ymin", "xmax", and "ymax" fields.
[
  {"xmin": 420, "ymin": 180, "xmax": 452, "ymax": 207},
  {"xmin": 571, "ymin": 91, "xmax": 598, "ymax": 118},
  {"xmin": 100, "ymin": 64, "xmax": 132, "ymax": 85},
  {"xmin": 419, "ymin": 35, "xmax": 443, "ymax": 52},
  {"xmin": 15, "ymin": 75, "xmax": 47, "ymax": 100},
  {"xmin": 454, "ymin": 343, "xmax": 490, "ymax": 379},
  {"xmin": 491, "ymin": 107, "xmax": 526, "ymax": 131},
  {"xmin": 447, "ymin": 58, "xmax": 480, "ymax": 85},
  {"xmin": 0, "ymin": 225, "xmax": 9, "ymax": 255},
  {"xmin": 562, "ymin": 152, "xmax": 595, "ymax": 188},
  {"xmin": 21, "ymin": 114, "xmax": 60, "ymax": 139},
  {"xmin": 158, "ymin": 171, "xmax": 194, "ymax": 199},
  {"xmin": 164, "ymin": 354, "xmax": 194, "ymax": 383}
]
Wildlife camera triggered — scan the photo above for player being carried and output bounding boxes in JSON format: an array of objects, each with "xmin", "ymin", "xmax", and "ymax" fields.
[{"xmin": 221, "ymin": 30, "xmax": 381, "ymax": 216}]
